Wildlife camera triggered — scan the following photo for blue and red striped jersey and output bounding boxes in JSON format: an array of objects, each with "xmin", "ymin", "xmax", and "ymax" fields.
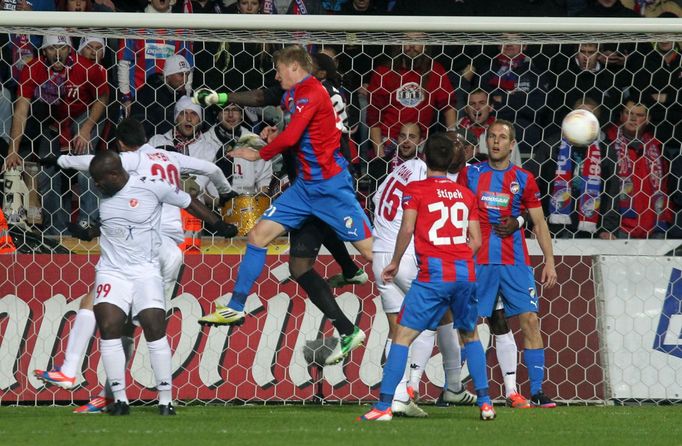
[
  {"xmin": 402, "ymin": 177, "xmax": 478, "ymax": 283},
  {"xmin": 118, "ymin": 39, "xmax": 193, "ymax": 95},
  {"xmin": 457, "ymin": 162, "xmax": 541, "ymax": 265},
  {"xmin": 259, "ymin": 76, "xmax": 346, "ymax": 181}
]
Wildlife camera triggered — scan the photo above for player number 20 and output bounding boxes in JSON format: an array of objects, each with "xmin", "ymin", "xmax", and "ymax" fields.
[{"xmin": 427, "ymin": 201, "xmax": 468, "ymax": 246}]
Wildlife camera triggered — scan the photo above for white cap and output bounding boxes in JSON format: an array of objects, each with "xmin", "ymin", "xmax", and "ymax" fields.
[
  {"xmin": 174, "ymin": 96, "xmax": 203, "ymax": 121},
  {"xmin": 41, "ymin": 33, "xmax": 72, "ymax": 49},
  {"xmin": 163, "ymin": 54, "xmax": 191, "ymax": 77},
  {"xmin": 77, "ymin": 36, "xmax": 106, "ymax": 53}
]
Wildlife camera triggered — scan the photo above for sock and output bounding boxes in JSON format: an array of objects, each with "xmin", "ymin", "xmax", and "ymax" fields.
[
  {"xmin": 495, "ymin": 332, "xmax": 518, "ymax": 397},
  {"xmin": 296, "ymin": 269, "xmax": 355, "ymax": 336},
  {"xmin": 104, "ymin": 335, "xmax": 135, "ymax": 400},
  {"xmin": 231, "ymin": 243, "xmax": 267, "ymax": 311},
  {"xmin": 322, "ymin": 229, "xmax": 359, "ymax": 279},
  {"xmin": 61, "ymin": 309, "xmax": 96, "ymax": 378},
  {"xmin": 437, "ymin": 324, "xmax": 462, "ymax": 392},
  {"xmin": 463, "ymin": 340, "xmax": 490, "ymax": 406},
  {"xmin": 100, "ymin": 339, "xmax": 128, "ymax": 403},
  {"xmin": 147, "ymin": 338, "xmax": 173, "ymax": 405},
  {"xmin": 376, "ymin": 343, "xmax": 409, "ymax": 411},
  {"xmin": 524, "ymin": 348, "xmax": 545, "ymax": 396},
  {"xmin": 408, "ymin": 330, "xmax": 434, "ymax": 391}
]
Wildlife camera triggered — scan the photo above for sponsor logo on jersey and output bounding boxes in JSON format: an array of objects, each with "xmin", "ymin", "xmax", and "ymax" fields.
[
  {"xmin": 480, "ymin": 191, "xmax": 510, "ymax": 209},
  {"xmin": 129, "ymin": 199, "xmax": 139, "ymax": 208}
]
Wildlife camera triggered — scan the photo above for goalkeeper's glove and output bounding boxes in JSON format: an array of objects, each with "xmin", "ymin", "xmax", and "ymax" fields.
[
  {"xmin": 193, "ymin": 89, "xmax": 229, "ymax": 107},
  {"xmin": 218, "ymin": 190, "xmax": 239, "ymax": 207},
  {"xmin": 37, "ymin": 155, "xmax": 60, "ymax": 169},
  {"xmin": 67, "ymin": 222, "xmax": 101, "ymax": 242},
  {"xmin": 206, "ymin": 220, "xmax": 238, "ymax": 238}
]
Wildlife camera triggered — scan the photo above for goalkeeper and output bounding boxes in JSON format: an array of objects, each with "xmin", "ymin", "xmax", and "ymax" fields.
[{"xmin": 195, "ymin": 48, "xmax": 370, "ymax": 365}]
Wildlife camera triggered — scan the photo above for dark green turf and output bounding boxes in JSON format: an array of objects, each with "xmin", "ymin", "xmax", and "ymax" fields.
[{"xmin": 1, "ymin": 404, "xmax": 680, "ymax": 446}]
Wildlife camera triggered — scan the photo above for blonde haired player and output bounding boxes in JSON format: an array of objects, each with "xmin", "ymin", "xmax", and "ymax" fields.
[{"xmin": 34, "ymin": 118, "xmax": 237, "ymax": 413}]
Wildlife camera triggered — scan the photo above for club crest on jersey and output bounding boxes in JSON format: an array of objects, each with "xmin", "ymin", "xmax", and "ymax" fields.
[
  {"xmin": 344, "ymin": 216, "xmax": 353, "ymax": 229},
  {"xmin": 480, "ymin": 191, "xmax": 510, "ymax": 210},
  {"xmin": 510, "ymin": 181, "xmax": 520, "ymax": 194},
  {"xmin": 129, "ymin": 199, "xmax": 139, "ymax": 208}
]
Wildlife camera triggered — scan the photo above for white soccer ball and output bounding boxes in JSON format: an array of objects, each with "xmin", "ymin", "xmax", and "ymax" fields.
[{"xmin": 561, "ymin": 109, "xmax": 600, "ymax": 146}]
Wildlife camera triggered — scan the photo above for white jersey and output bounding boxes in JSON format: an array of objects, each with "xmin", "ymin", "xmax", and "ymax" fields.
[
  {"xmin": 59, "ymin": 144, "xmax": 232, "ymax": 244},
  {"xmin": 372, "ymin": 159, "xmax": 463, "ymax": 254},
  {"xmin": 97, "ymin": 175, "xmax": 191, "ymax": 272}
]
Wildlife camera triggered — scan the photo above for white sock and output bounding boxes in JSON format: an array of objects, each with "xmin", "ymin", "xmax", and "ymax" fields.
[
  {"xmin": 408, "ymin": 330, "xmax": 435, "ymax": 391},
  {"xmin": 100, "ymin": 338, "xmax": 128, "ymax": 403},
  {"xmin": 495, "ymin": 331, "xmax": 519, "ymax": 397},
  {"xmin": 60, "ymin": 309, "xmax": 96, "ymax": 378},
  {"xmin": 103, "ymin": 335, "xmax": 135, "ymax": 400},
  {"xmin": 437, "ymin": 324, "xmax": 462, "ymax": 392},
  {"xmin": 147, "ymin": 337, "xmax": 173, "ymax": 405}
]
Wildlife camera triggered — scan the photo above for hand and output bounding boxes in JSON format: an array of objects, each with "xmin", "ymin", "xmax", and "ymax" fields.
[
  {"xmin": 228, "ymin": 147, "xmax": 261, "ymax": 161},
  {"xmin": 67, "ymin": 222, "xmax": 100, "ymax": 241},
  {"xmin": 37, "ymin": 155, "xmax": 60, "ymax": 169},
  {"xmin": 541, "ymin": 264, "xmax": 557, "ymax": 289},
  {"xmin": 209, "ymin": 220, "xmax": 238, "ymax": 238},
  {"xmin": 17, "ymin": 0, "xmax": 32, "ymax": 10},
  {"xmin": 381, "ymin": 262, "xmax": 399, "ymax": 283},
  {"xmin": 72, "ymin": 129, "xmax": 92, "ymax": 155},
  {"xmin": 493, "ymin": 216, "xmax": 520, "ymax": 238},
  {"xmin": 218, "ymin": 190, "xmax": 239, "ymax": 206},
  {"xmin": 600, "ymin": 51, "xmax": 626, "ymax": 67},
  {"xmin": 259, "ymin": 125, "xmax": 279, "ymax": 143},
  {"xmin": 193, "ymin": 88, "xmax": 219, "ymax": 107},
  {"xmin": 598, "ymin": 231, "xmax": 616, "ymax": 240},
  {"xmin": 3, "ymin": 152, "xmax": 23, "ymax": 171}
]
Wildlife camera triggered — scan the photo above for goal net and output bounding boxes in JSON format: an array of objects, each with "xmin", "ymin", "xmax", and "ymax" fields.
[{"xmin": 0, "ymin": 13, "xmax": 680, "ymax": 407}]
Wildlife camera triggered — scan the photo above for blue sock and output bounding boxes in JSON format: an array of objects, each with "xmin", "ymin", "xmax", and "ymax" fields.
[
  {"xmin": 464, "ymin": 340, "xmax": 491, "ymax": 406},
  {"xmin": 230, "ymin": 244, "xmax": 267, "ymax": 312},
  {"xmin": 524, "ymin": 348, "xmax": 544, "ymax": 396},
  {"xmin": 374, "ymin": 343, "xmax": 409, "ymax": 411}
]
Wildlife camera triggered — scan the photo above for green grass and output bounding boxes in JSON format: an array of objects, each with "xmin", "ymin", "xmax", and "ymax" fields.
[{"xmin": 1, "ymin": 404, "xmax": 680, "ymax": 446}]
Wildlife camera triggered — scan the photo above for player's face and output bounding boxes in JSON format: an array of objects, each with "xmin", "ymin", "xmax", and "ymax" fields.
[
  {"xmin": 622, "ymin": 102, "xmax": 648, "ymax": 136},
  {"xmin": 576, "ymin": 44, "xmax": 599, "ymax": 70},
  {"xmin": 238, "ymin": 0, "xmax": 260, "ymax": 14},
  {"xmin": 463, "ymin": 143, "xmax": 475, "ymax": 162},
  {"xmin": 221, "ymin": 107, "xmax": 243, "ymax": 129},
  {"xmin": 275, "ymin": 62, "xmax": 298, "ymax": 90},
  {"xmin": 79, "ymin": 41, "xmax": 103, "ymax": 63},
  {"xmin": 42, "ymin": 45, "xmax": 70, "ymax": 70},
  {"xmin": 166, "ymin": 72, "xmax": 187, "ymax": 91},
  {"xmin": 486, "ymin": 123, "xmax": 514, "ymax": 162},
  {"xmin": 466, "ymin": 92, "xmax": 491, "ymax": 124},
  {"xmin": 397, "ymin": 126, "xmax": 421, "ymax": 158},
  {"xmin": 176, "ymin": 109, "xmax": 201, "ymax": 137}
]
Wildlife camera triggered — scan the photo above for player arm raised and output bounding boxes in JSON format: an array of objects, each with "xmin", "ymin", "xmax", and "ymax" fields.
[
  {"xmin": 171, "ymin": 152, "xmax": 236, "ymax": 202},
  {"xmin": 527, "ymin": 206, "xmax": 557, "ymax": 288},
  {"xmin": 382, "ymin": 208, "xmax": 417, "ymax": 283}
]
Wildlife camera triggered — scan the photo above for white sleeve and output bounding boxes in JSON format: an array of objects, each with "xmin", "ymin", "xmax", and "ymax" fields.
[
  {"xmin": 57, "ymin": 155, "xmax": 94, "ymax": 171},
  {"xmin": 150, "ymin": 178, "xmax": 193, "ymax": 209},
  {"xmin": 119, "ymin": 152, "xmax": 141, "ymax": 172},
  {"xmin": 171, "ymin": 151, "xmax": 233, "ymax": 194},
  {"xmin": 255, "ymin": 160, "xmax": 273, "ymax": 191}
]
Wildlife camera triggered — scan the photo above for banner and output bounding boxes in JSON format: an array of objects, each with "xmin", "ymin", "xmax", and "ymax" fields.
[
  {"xmin": 597, "ymin": 256, "xmax": 682, "ymax": 400},
  {"xmin": 0, "ymin": 254, "xmax": 602, "ymax": 403}
]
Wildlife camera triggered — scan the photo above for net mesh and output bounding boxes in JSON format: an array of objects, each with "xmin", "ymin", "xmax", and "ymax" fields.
[{"xmin": 0, "ymin": 15, "xmax": 680, "ymax": 407}]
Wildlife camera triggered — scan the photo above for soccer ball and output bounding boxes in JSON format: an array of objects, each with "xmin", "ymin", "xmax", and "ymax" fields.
[{"xmin": 561, "ymin": 109, "xmax": 600, "ymax": 146}]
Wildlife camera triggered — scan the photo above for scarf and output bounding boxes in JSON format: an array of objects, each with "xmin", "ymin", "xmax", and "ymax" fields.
[
  {"xmin": 487, "ymin": 53, "xmax": 527, "ymax": 91},
  {"xmin": 549, "ymin": 138, "xmax": 602, "ymax": 233},
  {"xmin": 458, "ymin": 115, "xmax": 495, "ymax": 139},
  {"xmin": 611, "ymin": 127, "xmax": 672, "ymax": 237}
]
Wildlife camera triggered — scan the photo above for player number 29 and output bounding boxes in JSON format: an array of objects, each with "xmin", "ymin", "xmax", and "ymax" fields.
[{"xmin": 427, "ymin": 201, "xmax": 468, "ymax": 246}]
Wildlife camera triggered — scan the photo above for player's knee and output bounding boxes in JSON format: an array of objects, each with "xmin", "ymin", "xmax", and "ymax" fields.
[
  {"xmin": 97, "ymin": 319, "xmax": 123, "ymax": 339},
  {"xmin": 519, "ymin": 312, "xmax": 539, "ymax": 333},
  {"xmin": 80, "ymin": 291, "xmax": 95, "ymax": 310},
  {"xmin": 289, "ymin": 257, "xmax": 314, "ymax": 279}
]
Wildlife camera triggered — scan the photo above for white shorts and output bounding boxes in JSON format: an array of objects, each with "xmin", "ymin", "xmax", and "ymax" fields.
[
  {"xmin": 372, "ymin": 252, "xmax": 419, "ymax": 313},
  {"xmin": 94, "ymin": 268, "xmax": 165, "ymax": 321}
]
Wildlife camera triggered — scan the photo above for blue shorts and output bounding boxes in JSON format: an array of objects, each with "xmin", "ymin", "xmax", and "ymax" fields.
[
  {"xmin": 261, "ymin": 170, "xmax": 372, "ymax": 242},
  {"xmin": 476, "ymin": 264, "xmax": 538, "ymax": 317},
  {"xmin": 397, "ymin": 280, "xmax": 478, "ymax": 332}
]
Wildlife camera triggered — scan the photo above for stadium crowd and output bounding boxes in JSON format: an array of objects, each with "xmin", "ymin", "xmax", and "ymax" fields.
[{"xmin": 0, "ymin": 0, "xmax": 681, "ymax": 246}]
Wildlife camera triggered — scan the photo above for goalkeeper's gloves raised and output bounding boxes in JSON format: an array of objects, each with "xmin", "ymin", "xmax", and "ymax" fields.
[
  {"xmin": 218, "ymin": 190, "xmax": 239, "ymax": 207},
  {"xmin": 206, "ymin": 220, "xmax": 238, "ymax": 238},
  {"xmin": 67, "ymin": 222, "xmax": 101, "ymax": 242},
  {"xmin": 192, "ymin": 89, "xmax": 229, "ymax": 107}
]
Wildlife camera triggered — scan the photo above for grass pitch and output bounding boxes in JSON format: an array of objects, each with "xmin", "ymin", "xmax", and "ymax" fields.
[{"xmin": 1, "ymin": 404, "xmax": 680, "ymax": 446}]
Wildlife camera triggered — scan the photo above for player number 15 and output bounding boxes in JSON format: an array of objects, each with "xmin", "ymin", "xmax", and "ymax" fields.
[{"xmin": 427, "ymin": 201, "xmax": 468, "ymax": 246}]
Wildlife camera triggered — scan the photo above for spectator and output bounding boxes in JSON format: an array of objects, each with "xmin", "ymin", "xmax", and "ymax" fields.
[
  {"xmin": 130, "ymin": 54, "xmax": 193, "ymax": 138},
  {"xmin": 456, "ymin": 88, "xmax": 522, "ymax": 166},
  {"xmin": 339, "ymin": 0, "xmax": 378, "ymax": 13},
  {"xmin": 576, "ymin": 0, "xmax": 639, "ymax": 16},
  {"xmin": 117, "ymin": 0, "xmax": 193, "ymax": 117},
  {"xmin": 213, "ymin": 104, "xmax": 273, "ymax": 195},
  {"xmin": 525, "ymin": 98, "xmax": 620, "ymax": 239},
  {"xmin": 474, "ymin": 42, "xmax": 548, "ymax": 157},
  {"xmin": 367, "ymin": 41, "xmax": 456, "ymax": 158},
  {"xmin": 5, "ymin": 33, "xmax": 108, "ymax": 234},
  {"xmin": 603, "ymin": 99, "xmax": 674, "ymax": 239}
]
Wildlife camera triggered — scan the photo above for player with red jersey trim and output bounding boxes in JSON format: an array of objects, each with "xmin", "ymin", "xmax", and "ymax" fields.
[{"xmin": 457, "ymin": 119, "xmax": 558, "ymax": 408}]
